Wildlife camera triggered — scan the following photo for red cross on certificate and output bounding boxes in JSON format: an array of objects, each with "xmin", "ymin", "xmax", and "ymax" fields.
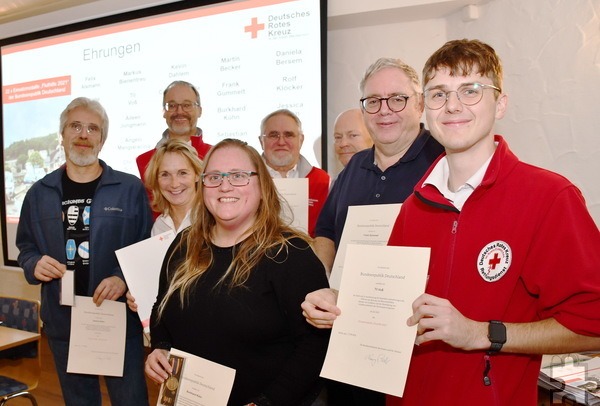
[{"xmin": 245, "ymin": 17, "xmax": 265, "ymax": 39}]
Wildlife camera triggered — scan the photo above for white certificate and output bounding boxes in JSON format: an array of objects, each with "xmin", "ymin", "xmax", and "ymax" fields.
[
  {"xmin": 273, "ymin": 178, "xmax": 309, "ymax": 234},
  {"xmin": 60, "ymin": 269, "xmax": 75, "ymax": 306},
  {"xmin": 116, "ymin": 230, "xmax": 177, "ymax": 331},
  {"xmin": 157, "ymin": 348, "xmax": 236, "ymax": 406},
  {"xmin": 67, "ymin": 296, "xmax": 126, "ymax": 377},
  {"xmin": 320, "ymin": 244, "xmax": 430, "ymax": 397},
  {"xmin": 329, "ymin": 204, "xmax": 402, "ymax": 289}
]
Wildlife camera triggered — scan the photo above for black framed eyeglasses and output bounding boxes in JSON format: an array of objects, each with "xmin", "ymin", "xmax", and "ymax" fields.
[
  {"xmin": 201, "ymin": 171, "xmax": 257, "ymax": 188},
  {"xmin": 163, "ymin": 101, "xmax": 200, "ymax": 112},
  {"xmin": 360, "ymin": 95, "xmax": 411, "ymax": 114},
  {"xmin": 423, "ymin": 83, "xmax": 501, "ymax": 110}
]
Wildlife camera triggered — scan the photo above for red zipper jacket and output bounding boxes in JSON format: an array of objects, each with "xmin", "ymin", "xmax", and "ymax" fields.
[{"xmin": 387, "ymin": 135, "xmax": 600, "ymax": 405}]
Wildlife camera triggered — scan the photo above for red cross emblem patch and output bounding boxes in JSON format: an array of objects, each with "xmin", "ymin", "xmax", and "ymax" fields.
[{"xmin": 477, "ymin": 240, "xmax": 511, "ymax": 282}]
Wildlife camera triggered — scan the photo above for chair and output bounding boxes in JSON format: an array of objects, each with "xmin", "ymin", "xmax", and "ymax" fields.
[{"xmin": 0, "ymin": 296, "xmax": 41, "ymax": 406}]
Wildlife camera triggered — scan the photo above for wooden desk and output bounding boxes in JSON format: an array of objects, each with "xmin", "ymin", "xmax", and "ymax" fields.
[{"xmin": 0, "ymin": 326, "xmax": 40, "ymax": 351}]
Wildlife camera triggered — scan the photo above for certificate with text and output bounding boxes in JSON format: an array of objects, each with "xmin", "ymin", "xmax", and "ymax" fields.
[
  {"xmin": 157, "ymin": 348, "xmax": 236, "ymax": 406},
  {"xmin": 320, "ymin": 244, "xmax": 430, "ymax": 397},
  {"xmin": 116, "ymin": 230, "xmax": 177, "ymax": 331},
  {"xmin": 329, "ymin": 204, "xmax": 402, "ymax": 289},
  {"xmin": 67, "ymin": 296, "xmax": 126, "ymax": 376},
  {"xmin": 273, "ymin": 178, "xmax": 309, "ymax": 234}
]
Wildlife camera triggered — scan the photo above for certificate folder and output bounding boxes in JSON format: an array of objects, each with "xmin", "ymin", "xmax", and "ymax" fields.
[
  {"xmin": 116, "ymin": 230, "xmax": 177, "ymax": 332},
  {"xmin": 321, "ymin": 244, "xmax": 430, "ymax": 397}
]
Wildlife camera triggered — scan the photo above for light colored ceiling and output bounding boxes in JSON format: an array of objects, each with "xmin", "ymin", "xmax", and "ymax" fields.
[
  {"xmin": 0, "ymin": 0, "xmax": 494, "ymax": 30},
  {"xmin": 0, "ymin": 0, "xmax": 98, "ymax": 25},
  {"xmin": 328, "ymin": 0, "xmax": 494, "ymax": 30}
]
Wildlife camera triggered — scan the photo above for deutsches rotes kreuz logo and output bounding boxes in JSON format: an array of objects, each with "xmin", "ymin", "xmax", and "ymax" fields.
[{"xmin": 477, "ymin": 240, "xmax": 511, "ymax": 282}]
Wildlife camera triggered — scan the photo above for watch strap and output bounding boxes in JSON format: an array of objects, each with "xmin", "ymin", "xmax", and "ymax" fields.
[{"xmin": 487, "ymin": 320, "xmax": 506, "ymax": 354}]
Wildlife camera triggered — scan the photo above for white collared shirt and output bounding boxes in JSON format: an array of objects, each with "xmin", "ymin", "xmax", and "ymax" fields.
[
  {"xmin": 266, "ymin": 164, "xmax": 299, "ymax": 179},
  {"xmin": 151, "ymin": 210, "xmax": 191, "ymax": 236},
  {"xmin": 423, "ymin": 154, "xmax": 493, "ymax": 211}
]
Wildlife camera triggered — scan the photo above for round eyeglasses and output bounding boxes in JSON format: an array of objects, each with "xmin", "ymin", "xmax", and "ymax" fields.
[
  {"xmin": 66, "ymin": 121, "xmax": 101, "ymax": 136},
  {"xmin": 424, "ymin": 83, "xmax": 501, "ymax": 110},
  {"xmin": 201, "ymin": 171, "xmax": 257, "ymax": 188},
  {"xmin": 163, "ymin": 101, "xmax": 200, "ymax": 112},
  {"xmin": 360, "ymin": 95, "xmax": 411, "ymax": 114}
]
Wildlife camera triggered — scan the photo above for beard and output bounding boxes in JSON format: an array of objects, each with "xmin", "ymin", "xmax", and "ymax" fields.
[
  {"xmin": 66, "ymin": 143, "xmax": 101, "ymax": 167},
  {"xmin": 266, "ymin": 151, "xmax": 296, "ymax": 170},
  {"xmin": 168, "ymin": 114, "xmax": 194, "ymax": 135}
]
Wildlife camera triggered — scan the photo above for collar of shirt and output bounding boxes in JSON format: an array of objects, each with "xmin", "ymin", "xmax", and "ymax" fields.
[
  {"xmin": 156, "ymin": 127, "xmax": 203, "ymax": 147},
  {"xmin": 266, "ymin": 163, "xmax": 299, "ymax": 179},
  {"xmin": 423, "ymin": 153, "xmax": 493, "ymax": 211}
]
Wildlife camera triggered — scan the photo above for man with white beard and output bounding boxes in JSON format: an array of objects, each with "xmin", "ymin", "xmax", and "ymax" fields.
[
  {"xmin": 258, "ymin": 109, "xmax": 330, "ymax": 237},
  {"xmin": 16, "ymin": 97, "xmax": 152, "ymax": 405}
]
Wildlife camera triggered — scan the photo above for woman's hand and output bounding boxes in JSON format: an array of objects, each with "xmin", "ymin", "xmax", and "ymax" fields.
[
  {"xmin": 126, "ymin": 290, "xmax": 138, "ymax": 312},
  {"xmin": 145, "ymin": 348, "xmax": 172, "ymax": 384}
]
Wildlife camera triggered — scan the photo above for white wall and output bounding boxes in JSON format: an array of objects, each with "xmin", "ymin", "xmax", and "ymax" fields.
[
  {"xmin": 326, "ymin": 0, "xmax": 600, "ymax": 228},
  {"xmin": 326, "ymin": 19, "xmax": 446, "ymax": 173},
  {"xmin": 445, "ymin": 0, "xmax": 600, "ymax": 225}
]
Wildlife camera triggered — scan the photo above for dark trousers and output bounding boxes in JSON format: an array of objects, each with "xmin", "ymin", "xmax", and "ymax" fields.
[{"xmin": 325, "ymin": 380, "xmax": 386, "ymax": 406}]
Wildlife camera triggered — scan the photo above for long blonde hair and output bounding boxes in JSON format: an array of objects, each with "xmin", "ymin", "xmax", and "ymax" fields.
[{"xmin": 157, "ymin": 138, "xmax": 311, "ymax": 316}]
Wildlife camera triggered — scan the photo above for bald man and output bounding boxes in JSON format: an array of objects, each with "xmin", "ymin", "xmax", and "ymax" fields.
[{"xmin": 332, "ymin": 108, "xmax": 373, "ymax": 167}]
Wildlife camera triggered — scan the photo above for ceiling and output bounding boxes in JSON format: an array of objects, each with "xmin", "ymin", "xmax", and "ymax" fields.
[
  {"xmin": 0, "ymin": 0, "xmax": 98, "ymax": 25},
  {"xmin": 0, "ymin": 0, "xmax": 494, "ymax": 31}
]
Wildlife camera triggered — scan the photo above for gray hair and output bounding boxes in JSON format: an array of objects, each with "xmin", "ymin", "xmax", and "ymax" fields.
[
  {"xmin": 163, "ymin": 81, "xmax": 201, "ymax": 106},
  {"xmin": 260, "ymin": 109, "xmax": 303, "ymax": 135},
  {"xmin": 359, "ymin": 57, "xmax": 421, "ymax": 95},
  {"xmin": 59, "ymin": 97, "xmax": 109, "ymax": 141}
]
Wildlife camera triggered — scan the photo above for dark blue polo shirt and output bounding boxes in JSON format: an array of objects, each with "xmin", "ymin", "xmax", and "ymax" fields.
[{"xmin": 315, "ymin": 125, "xmax": 444, "ymax": 248}]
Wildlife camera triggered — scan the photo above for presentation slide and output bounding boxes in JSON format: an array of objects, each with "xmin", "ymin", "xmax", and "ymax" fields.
[{"xmin": 1, "ymin": 0, "xmax": 324, "ymax": 265}]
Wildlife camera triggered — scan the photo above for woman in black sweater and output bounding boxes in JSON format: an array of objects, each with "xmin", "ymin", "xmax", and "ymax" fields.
[{"xmin": 146, "ymin": 138, "xmax": 330, "ymax": 406}]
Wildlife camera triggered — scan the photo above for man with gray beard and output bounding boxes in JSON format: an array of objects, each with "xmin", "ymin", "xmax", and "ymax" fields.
[
  {"xmin": 258, "ymin": 109, "xmax": 330, "ymax": 237},
  {"xmin": 16, "ymin": 97, "xmax": 152, "ymax": 405}
]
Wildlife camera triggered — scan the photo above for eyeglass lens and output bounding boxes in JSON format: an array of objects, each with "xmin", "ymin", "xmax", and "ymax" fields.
[
  {"xmin": 361, "ymin": 96, "xmax": 408, "ymax": 114},
  {"xmin": 202, "ymin": 171, "xmax": 254, "ymax": 187},
  {"xmin": 68, "ymin": 122, "xmax": 100, "ymax": 135},
  {"xmin": 424, "ymin": 83, "xmax": 499, "ymax": 110},
  {"xmin": 264, "ymin": 132, "xmax": 297, "ymax": 141},
  {"xmin": 165, "ymin": 102, "xmax": 198, "ymax": 112}
]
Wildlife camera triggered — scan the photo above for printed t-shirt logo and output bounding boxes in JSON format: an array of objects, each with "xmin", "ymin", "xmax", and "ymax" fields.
[
  {"xmin": 78, "ymin": 241, "xmax": 90, "ymax": 259},
  {"xmin": 83, "ymin": 206, "xmax": 91, "ymax": 225},
  {"xmin": 67, "ymin": 205, "xmax": 79, "ymax": 225},
  {"xmin": 66, "ymin": 239, "xmax": 76, "ymax": 260},
  {"xmin": 477, "ymin": 240, "xmax": 511, "ymax": 282}
]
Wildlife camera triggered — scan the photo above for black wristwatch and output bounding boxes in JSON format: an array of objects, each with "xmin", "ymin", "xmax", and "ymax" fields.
[{"xmin": 487, "ymin": 320, "xmax": 506, "ymax": 354}]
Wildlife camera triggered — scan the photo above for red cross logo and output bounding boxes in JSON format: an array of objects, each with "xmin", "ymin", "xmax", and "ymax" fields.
[
  {"xmin": 488, "ymin": 252, "xmax": 501, "ymax": 270},
  {"xmin": 245, "ymin": 17, "xmax": 265, "ymax": 39},
  {"xmin": 478, "ymin": 241, "xmax": 512, "ymax": 282}
]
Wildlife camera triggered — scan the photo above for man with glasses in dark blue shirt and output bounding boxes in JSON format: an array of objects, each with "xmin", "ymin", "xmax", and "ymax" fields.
[
  {"xmin": 315, "ymin": 58, "xmax": 443, "ymax": 273},
  {"xmin": 313, "ymin": 58, "xmax": 444, "ymax": 406}
]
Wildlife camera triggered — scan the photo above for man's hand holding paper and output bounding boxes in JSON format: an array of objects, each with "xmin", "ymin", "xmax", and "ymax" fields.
[{"xmin": 317, "ymin": 244, "xmax": 430, "ymax": 397}]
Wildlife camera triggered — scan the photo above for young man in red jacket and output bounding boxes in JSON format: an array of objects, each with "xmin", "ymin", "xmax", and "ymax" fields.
[{"xmin": 301, "ymin": 39, "xmax": 600, "ymax": 405}]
